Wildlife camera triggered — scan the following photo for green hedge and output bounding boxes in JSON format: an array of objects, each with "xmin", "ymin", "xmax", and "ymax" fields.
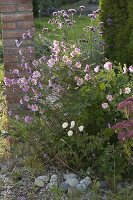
[
  {"xmin": 100, "ymin": 0, "xmax": 133, "ymax": 65},
  {"xmin": 33, "ymin": 0, "xmax": 81, "ymax": 17}
]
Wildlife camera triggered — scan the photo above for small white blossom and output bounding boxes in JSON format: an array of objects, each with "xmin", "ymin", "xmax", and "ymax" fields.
[
  {"xmin": 123, "ymin": 65, "xmax": 127, "ymax": 74},
  {"xmin": 1, "ymin": 130, "xmax": 8, "ymax": 134},
  {"xmin": 106, "ymin": 94, "xmax": 113, "ymax": 102},
  {"xmin": 119, "ymin": 89, "xmax": 123, "ymax": 95},
  {"xmin": 68, "ymin": 130, "xmax": 73, "ymax": 136},
  {"xmin": 80, "ymin": 6, "xmax": 85, "ymax": 10},
  {"xmin": 124, "ymin": 87, "xmax": 131, "ymax": 94},
  {"xmin": 62, "ymin": 122, "xmax": 68, "ymax": 129},
  {"xmin": 70, "ymin": 121, "xmax": 75, "ymax": 129},
  {"xmin": 104, "ymin": 62, "xmax": 112, "ymax": 71},
  {"xmin": 94, "ymin": 65, "xmax": 100, "ymax": 73},
  {"xmin": 75, "ymin": 77, "xmax": 84, "ymax": 86},
  {"xmin": 108, "ymin": 123, "xmax": 111, "ymax": 129},
  {"xmin": 129, "ymin": 65, "xmax": 133, "ymax": 73},
  {"xmin": 78, "ymin": 126, "xmax": 84, "ymax": 132},
  {"xmin": 75, "ymin": 62, "xmax": 81, "ymax": 69},
  {"xmin": 47, "ymin": 58, "xmax": 56, "ymax": 68},
  {"xmin": 102, "ymin": 103, "xmax": 109, "ymax": 109}
]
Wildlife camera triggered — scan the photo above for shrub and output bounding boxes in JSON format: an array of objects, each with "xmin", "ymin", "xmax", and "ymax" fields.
[
  {"xmin": 100, "ymin": 0, "xmax": 133, "ymax": 65},
  {"xmin": 33, "ymin": 0, "xmax": 81, "ymax": 17}
]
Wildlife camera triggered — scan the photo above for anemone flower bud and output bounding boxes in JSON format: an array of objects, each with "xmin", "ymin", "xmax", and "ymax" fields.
[{"xmin": 70, "ymin": 121, "xmax": 75, "ymax": 129}]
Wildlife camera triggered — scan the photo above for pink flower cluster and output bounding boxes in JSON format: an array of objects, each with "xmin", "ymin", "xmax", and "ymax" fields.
[
  {"xmin": 84, "ymin": 64, "xmax": 91, "ymax": 81},
  {"xmin": 88, "ymin": 9, "xmax": 100, "ymax": 19},
  {"xmin": 118, "ymin": 130, "xmax": 133, "ymax": 142},
  {"xmin": 112, "ymin": 97, "xmax": 133, "ymax": 142},
  {"xmin": 112, "ymin": 119, "xmax": 133, "ymax": 130},
  {"xmin": 117, "ymin": 97, "xmax": 133, "ymax": 114},
  {"xmin": 4, "ymin": 29, "xmax": 45, "ymax": 123}
]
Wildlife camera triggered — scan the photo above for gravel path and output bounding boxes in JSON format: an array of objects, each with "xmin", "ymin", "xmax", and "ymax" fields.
[{"xmin": 0, "ymin": 157, "xmax": 91, "ymax": 200}]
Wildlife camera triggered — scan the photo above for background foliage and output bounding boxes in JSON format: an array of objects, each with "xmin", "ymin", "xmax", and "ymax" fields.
[
  {"xmin": 100, "ymin": 0, "xmax": 133, "ymax": 65},
  {"xmin": 33, "ymin": 0, "xmax": 81, "ymax": 17}
]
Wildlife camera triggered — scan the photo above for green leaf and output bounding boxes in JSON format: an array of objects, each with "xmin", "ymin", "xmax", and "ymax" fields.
[{"xmin": 99, "ymin": 83, "xmax": 106, "ymax": 91}]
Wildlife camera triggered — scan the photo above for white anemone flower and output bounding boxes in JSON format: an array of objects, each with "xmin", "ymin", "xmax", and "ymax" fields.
[
  {"xmin": 62, "ymin": 122, "xmax": 68, "ymax": 129},
  {"xmin": 78, "ymin": 126, "xmax": 84, "ymax": 132},
  {"xmin": 106, "ymin": 94, "xmax": 113, "ymax": 102},
  {"xmin": 94, "ymin": 65, "xmax": 100, "ymax": 73},
  {"xmin": 70, "ymin": 121, "xmax": 75, "ymax": 129},
  {"xmin": 102, "ymin": 103, "xmax": 109, "ymax": 109},
  {"xmin": 68, "ymin": 130, "xmax": 73, "ymax": 136},
  {"xmin": 124, "ymin": 87, "xmax": 131, "ymax": 94}
]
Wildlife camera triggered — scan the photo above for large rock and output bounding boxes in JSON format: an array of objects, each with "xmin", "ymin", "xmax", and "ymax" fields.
[
  {"xmin": 46, "ymin": 174, "xmax": 59, "ymax": 190},
  {"xmin": 36, "ymin": 175, "xmax": 50, "ymax": 183},
  {"xmin": 34, "ymin": 178, "xmax": 44, "ymax": 187},
  {"xmin": 80, "ymin": 177, "xmax": 92, "ymax": 186},
  {"xmin": 50, "ymin": 174, "xmax": 58, "ymax": 183},
  {"xmin": 63, "ymin": 173, "xmax": 78, "ymax": 180},
  {"xmin": 76, "ymin": 183, "xmax": 88, "ymax": 192},
  {"xmin": 76, "ymin": 177, "xmax": 92, "ymax": 193},
  {"xmin": 66, "ymin": 178, "xmax": 79, "ymax": 187}
]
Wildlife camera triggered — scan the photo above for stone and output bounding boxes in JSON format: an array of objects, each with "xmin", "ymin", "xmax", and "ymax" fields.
[
  {"xmin": 100, "ymin": 181, "xmax": 108, "ymax": 189},
  {"xmin": 117, "ymin": 181, "xmax": 127, "ymax": 190},
  {"xmin": 50, "ymin": 174, "xmax": 58, "ymax": 183},
  {"xmin": 63, "ymin": 173, "xmax": 78, "ymax": 180},
  {"xmin": 66, "ymin": 178, "xmax": 79, "ymax": 187},
  {"xmin": 67, "ymin": 188, "xmax": 83, "ymax": 199},
  {"xmin": 16, "ymin": 180, "xmax": 24, "ymax": 186},
  {"xmin": 1, "ymin": 165, "xmax": 8, "ymax": 173},
  {"xmin": 102, "ymin": 194, "xmax": 107, "ymax": 200},
  {"xmin": 34, "ymin": 178, "xmax": 44, "ymax": 187},
  {"xmin": 80, "ymin": 176, "xmax": 91, "ymax": 186},
  {"xmin": 36, "ymin": 175, "xmax": 50, "ymax": 183},
  {"xmin": 76, "ymin": 183, "xmax": 88, "ymax": 192},
  {"xmin": 59, "ymin": 182, "xmax": 69, "ymax": 192}
]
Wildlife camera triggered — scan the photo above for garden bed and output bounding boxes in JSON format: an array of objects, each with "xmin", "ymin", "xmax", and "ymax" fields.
[{"xmin": 0, "ymin": 3, "xmax": 133, "ymax": 200}]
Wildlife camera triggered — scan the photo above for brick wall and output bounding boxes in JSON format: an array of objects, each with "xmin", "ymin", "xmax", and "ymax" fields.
[{"xmin": 0, "ymin": 0, "xmax": 34, "ymax": 112}]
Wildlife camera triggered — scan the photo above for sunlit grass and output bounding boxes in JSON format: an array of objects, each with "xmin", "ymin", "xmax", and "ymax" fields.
[
  {"xmin": 0, "ymin": 137, "xmax": 11, "ymax": 159},
  {"xmin": 0, "ymin": 63, "xmax": 4, "ymax": 82}
]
